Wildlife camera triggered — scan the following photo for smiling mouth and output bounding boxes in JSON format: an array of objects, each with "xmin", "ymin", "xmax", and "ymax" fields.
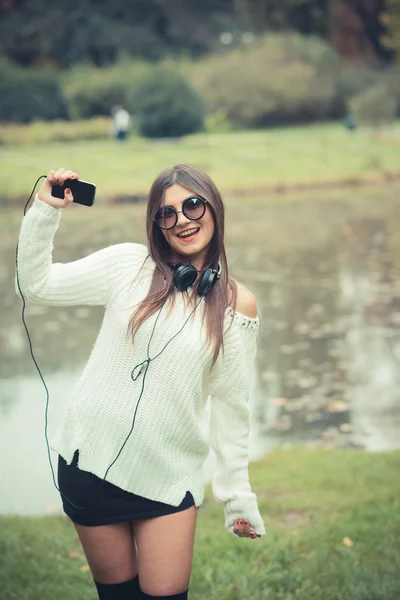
[{"xmin": 176, "ymin": 227, "xmax": 200, "ymax": 240}]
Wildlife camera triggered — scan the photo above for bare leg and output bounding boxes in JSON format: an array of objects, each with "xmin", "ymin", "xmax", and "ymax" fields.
[
  {"xmin": 72, "ymin": 520, "xmax": 138, "ymax": 584},
  {"xmin": 133, "ymin": 506, "xmax": 198, "ymax": 596}
]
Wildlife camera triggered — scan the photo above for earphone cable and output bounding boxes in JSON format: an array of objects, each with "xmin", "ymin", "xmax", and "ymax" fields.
[
  {"xmin": 15, "ymin": 176, "xmax": 63, "ymax": 503},
  {"xmin": 148, "ymin": 295, "xmax": 205, "ymax": 362}
]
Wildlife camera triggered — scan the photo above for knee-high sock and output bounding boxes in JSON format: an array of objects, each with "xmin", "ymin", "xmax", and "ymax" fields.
[
  {"xmin": 141, "ymin": 590, "xmax": 188, "ymax": 600},
  {"xmin": 94, "ymin": 573, "xmax": 142, "ymax": 599}
]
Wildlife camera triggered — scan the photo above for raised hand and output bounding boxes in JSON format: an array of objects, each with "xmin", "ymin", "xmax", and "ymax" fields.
[{"xmin": 37, "ymin": 168, "xmax": 80, "ymax": 209}]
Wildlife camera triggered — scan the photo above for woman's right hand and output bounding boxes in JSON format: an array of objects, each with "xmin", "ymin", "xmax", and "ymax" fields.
[{"xmin": 37, "ymin": 168, "xmax": 80, "ymax": 209}]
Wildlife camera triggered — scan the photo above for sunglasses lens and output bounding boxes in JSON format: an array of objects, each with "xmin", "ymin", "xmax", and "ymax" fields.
[
  {"xmin": 155, "ymin": 206, "xmax": 176, "ymax": 229},
  {"xmin": 183, "ymin": 197, "xmax": 205, "ymax": 220}
]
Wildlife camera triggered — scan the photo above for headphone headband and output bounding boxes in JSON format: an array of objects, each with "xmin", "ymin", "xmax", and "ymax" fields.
[{"xmin": 171, "ymin": 262, "xmax": 221, "ymax": 296}]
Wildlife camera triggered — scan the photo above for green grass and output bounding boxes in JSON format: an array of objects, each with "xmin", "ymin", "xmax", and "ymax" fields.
[
  {"xmin": 1, "ymin": 123, "xmax": 400, "ymax": 202},
  {"xmin": 1, "ymin": 447, "xmax": 399, "ymax": 600}
]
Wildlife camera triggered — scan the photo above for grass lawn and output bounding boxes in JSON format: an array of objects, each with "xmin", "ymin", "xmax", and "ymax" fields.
[
  {"xmin": 1, "ymin": 447, "xmax": 399, "ymax": 600},
  {"xmin": 1, "ymin": 123, "xmax": 400, "ymax": 202}
]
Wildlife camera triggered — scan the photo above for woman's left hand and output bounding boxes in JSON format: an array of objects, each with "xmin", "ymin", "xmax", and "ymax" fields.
[{"xmin": 233, "ymin": 519, "xmax": 261, "ymax": 539}]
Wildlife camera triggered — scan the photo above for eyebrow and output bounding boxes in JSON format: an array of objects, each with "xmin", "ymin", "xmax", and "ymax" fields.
[{"xmin": 160, "ymin": 195, "xmax": 203, "ymax": 210}]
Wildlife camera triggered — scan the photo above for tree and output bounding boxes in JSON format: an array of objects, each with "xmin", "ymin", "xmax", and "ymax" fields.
[
  {"xmin": 234, "ymin": 0, "xmax": 332, "ymax": 37},
  {"xmin": 0, "ymin": 0, "xmax": 396, "ymax": 68},
  {"xmin": 235, "ymin": 0, "xmax": 395, "ymax": 63},
  {"xmin": 384, "ymin": 0, "xmax": 400, "ymax": 63},
  {"xmin": 0, "ymin": 0, "xmax": 234, "ymax": 68},
  {"xmin": 331, "ymin": 0, "xmax": 394, "ymax": 63}
]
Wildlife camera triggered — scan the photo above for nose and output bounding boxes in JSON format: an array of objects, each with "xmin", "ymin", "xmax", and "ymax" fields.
[{"xmin": 175, "ymin": 209, "xmax": 191, "ymax": 227}]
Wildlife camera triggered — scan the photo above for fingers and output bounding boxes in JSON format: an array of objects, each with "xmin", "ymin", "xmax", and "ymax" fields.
[
  {"xmin": 63, "ymin": 187, "xmax": 74, "ymax": 205},
  {"xmin": 47, "ymin": 170, "xmax": 56, "ymax": 185},
  {"xmin": 233, "ymin": 519, "xmax": 259, "ymax": 539},
  {"xmin": 39, "ymin": 168, "xmax": 79, "ymax": 208},
  {"xmin": 47, "ymin": 168, "xmax": 80, "ymax": 186}
]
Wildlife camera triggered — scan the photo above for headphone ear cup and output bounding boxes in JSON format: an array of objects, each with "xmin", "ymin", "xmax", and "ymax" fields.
[
  {"xmin": 173, "ymin": 264, "xmax": 198, "ymax": 291},
  {"xmin": 197, "ymin": 267, "xmax": 217, "ymax": 297}
]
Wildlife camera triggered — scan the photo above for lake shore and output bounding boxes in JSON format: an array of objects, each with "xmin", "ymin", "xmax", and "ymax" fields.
[{"xmin": 1, "ymin": 123, "xmax": 400, "ymax": 204}]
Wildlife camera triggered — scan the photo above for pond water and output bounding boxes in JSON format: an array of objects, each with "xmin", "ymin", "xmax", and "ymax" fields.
[{"xmin": 1, "ymin": 185, "xmax": 400, "ymax": 515}]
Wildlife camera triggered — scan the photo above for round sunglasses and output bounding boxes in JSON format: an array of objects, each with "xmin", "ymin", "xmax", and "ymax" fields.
[{"xmin": 154, "ymin": 196, "xmax": 208, "ymax": 230}]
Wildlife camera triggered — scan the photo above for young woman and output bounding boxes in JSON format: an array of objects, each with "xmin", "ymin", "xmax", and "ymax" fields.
[{"xmin": 16, "ymin": 164, "xmax": 265, "ymax": 600}]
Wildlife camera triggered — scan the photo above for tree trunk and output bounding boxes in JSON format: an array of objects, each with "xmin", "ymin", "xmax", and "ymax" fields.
[{"xmin": 331, "ymin": 0, "xmax": 394, "ymax": 64}]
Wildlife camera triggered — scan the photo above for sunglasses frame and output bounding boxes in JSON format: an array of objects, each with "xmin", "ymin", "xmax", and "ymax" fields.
[{"xmin": 154, "ymin": 196, "xmax": 208, "ymax": 230}]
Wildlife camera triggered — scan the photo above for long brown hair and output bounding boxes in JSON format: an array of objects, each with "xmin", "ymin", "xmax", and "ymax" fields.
[{"xmin": 127, "ymin": 163, "xmax": 237, "ymax": 370}]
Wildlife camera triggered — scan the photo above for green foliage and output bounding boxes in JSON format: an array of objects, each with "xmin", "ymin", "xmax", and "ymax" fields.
[
  {"xmin": 0, "ymin": 118, "xmax": 112, "ymax": 146},
  {"xmin": 132, "ymin": 66, "xmax": 205, "ymax": 138},
  {"xmin": 2, "ymin": 32, "xmax": 398, "ymax": 130},
  {"xmin": 348, "ymin": 84, "xmax": 398, "ymax": 126},
  {"xmin": 0, "ymin": 0, "xmax": 394, "ymax": 73},
  {"xmin": 382, "ymin": 1, "xmax": 400, "ymax": 64},
  {"xmin": 188, "ymin": 34, "xmax": 341, "ymax": 128},
  {"xmin": 337, "ymin": 63, "xmax": 394, "ymax": 100},
  {"xmin": 0, "ymin": 60, "xmax": 67, "ymax": 123},
  {"xmin": 0, "ymin": 0, "xmax": 234, "ymax": 68},
  {"xmin": 61, "ymin": 59, "xmax": 150, "ymax": 119},
  {"xmin": 204, "ymin": 109, "xmax": 235, "ymax": 133},
  {"xmin": 236, "ymin": 0, "xmax": 332, "ymax": 39}
]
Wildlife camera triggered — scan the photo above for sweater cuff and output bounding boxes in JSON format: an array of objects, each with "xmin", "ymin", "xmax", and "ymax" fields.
[
  {"xmin": 223, "ymin": 492, "xmax": 266, "ymax": 536},
  {"xmin": 32, "ymin": 194, "xmax": 61, "ymax": 218}
]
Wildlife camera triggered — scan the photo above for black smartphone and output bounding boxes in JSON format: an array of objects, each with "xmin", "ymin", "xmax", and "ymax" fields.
[{"xmin": 51, "ymin": 178, "xmax": 96, "ymax": 207}]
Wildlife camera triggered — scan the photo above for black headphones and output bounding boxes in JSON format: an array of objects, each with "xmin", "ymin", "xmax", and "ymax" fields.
[{"xmin": 171, "ymin": 262, "xmax": 221, "ymax": 296}]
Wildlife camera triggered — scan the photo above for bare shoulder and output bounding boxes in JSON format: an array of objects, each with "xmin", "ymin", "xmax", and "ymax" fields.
[{"xmin": 229, "ymin": 277, "xmax": 258, "ymax": 319}]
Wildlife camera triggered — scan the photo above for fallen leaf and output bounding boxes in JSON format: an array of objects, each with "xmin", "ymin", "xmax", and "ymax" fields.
[
  {"xmin": 271, "ymin": 397, "xmax": 287, "ymax": 406},
  {"xmin": 69, "ymin": 550, "xmax": 86, "ymax": 560},
  {"xmin": 342, "ymin": 537, "xmax": 353, "ymax": 547},
  {"xmin": 339, "ymin": 423, "xmax": 352, "ymax": 433},
  {"xmin": 327, "ymin": 400, "xmax": 349, "ymax": 413}
]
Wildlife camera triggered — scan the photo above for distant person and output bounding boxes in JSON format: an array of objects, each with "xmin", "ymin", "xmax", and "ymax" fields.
[
  {"xmin": 113, "ymin": 105, "xmax": 131, "ymax": 141},
  {"xmin": 344, "ymin": 113, "xmax": 357, "ymax": 132}
]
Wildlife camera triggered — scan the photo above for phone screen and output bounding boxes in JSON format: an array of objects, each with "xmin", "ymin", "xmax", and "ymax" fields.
[{"xmin": 51, "ymin": 179, "xmax": 96, "ymax": 207}]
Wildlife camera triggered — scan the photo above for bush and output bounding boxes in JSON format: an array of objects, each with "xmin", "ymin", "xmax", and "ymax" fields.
[
  {"xmin": 132, "ymin": 66, "xmax": 204, "ymax": 138},
  {"xmin": 0, "ymin": 117, "xmax": 112, "ymax": 146},
  {"xmin": 61, "ymin": 59, "xmax": 150, "ymax": 120},
  {"xmin": 336, "ymin": 64, "xmax": 400, "ymax": 116},
  {"xmin": 204, "ymin": 109, "xmax": 234, "ymax": 133},
  {"xmin": 348, "ymin": 84, "xmax": 398, "ymax": 126},
  {"xmin": 187, "ymin": 34, "xmax": 341, "ymax": 128},
  {"xmin": 0, "ymin": 60, "xmax": 67, "ymax": 123}
]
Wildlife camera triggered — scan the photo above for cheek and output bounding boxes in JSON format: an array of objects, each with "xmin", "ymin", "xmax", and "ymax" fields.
[{"xmin": 204, "ymin": 213, "xmax": 215, "ymax": 240}]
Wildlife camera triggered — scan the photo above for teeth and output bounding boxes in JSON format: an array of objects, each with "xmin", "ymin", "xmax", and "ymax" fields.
[{"xmin": 177, "ymin": 228, "xmax": 199, "ymax": 238}]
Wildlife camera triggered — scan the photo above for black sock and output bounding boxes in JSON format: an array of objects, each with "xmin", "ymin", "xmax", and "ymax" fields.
[
  {"xmin": 141, "ymin": 590, "xmax": 188, "ymax": 600},
  {"xmin": 94, "ymin": 573, "xmax": 142, "ymax": 599}
]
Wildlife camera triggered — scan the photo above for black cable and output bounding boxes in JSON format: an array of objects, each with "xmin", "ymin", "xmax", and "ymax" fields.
[{"xmin": 15, "ymin": 176, "xmax": 66, "ymax": 505}]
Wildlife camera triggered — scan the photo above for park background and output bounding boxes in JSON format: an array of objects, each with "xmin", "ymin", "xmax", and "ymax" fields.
[{"xmin": 1, "ymin": 1, "xmax": 400, "ymax": 599}]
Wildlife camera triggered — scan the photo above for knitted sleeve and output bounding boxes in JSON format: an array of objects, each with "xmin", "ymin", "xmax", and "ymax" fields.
[
  {"xmin": 15, "ymin": 195, "xmax": 148, "ymax": 306},
  {"xmin": 207, "ymin": 310, "xmax": 266, "ymax": 537}
]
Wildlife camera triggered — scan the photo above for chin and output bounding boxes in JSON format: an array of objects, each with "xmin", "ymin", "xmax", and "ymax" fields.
[{"xmin": 175, "ymin": 246, "xmax": 198, "ymax": 258}]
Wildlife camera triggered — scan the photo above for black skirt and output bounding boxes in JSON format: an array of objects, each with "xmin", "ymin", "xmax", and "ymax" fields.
[{"xmin": 57, "ymin": 450, "xmax": 197, "ymax": 527}]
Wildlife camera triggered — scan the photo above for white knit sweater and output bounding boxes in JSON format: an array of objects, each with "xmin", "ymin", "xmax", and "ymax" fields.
[{"xmin": 15, "ymin": 196, "xmax": 265, "ymax": 537}]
